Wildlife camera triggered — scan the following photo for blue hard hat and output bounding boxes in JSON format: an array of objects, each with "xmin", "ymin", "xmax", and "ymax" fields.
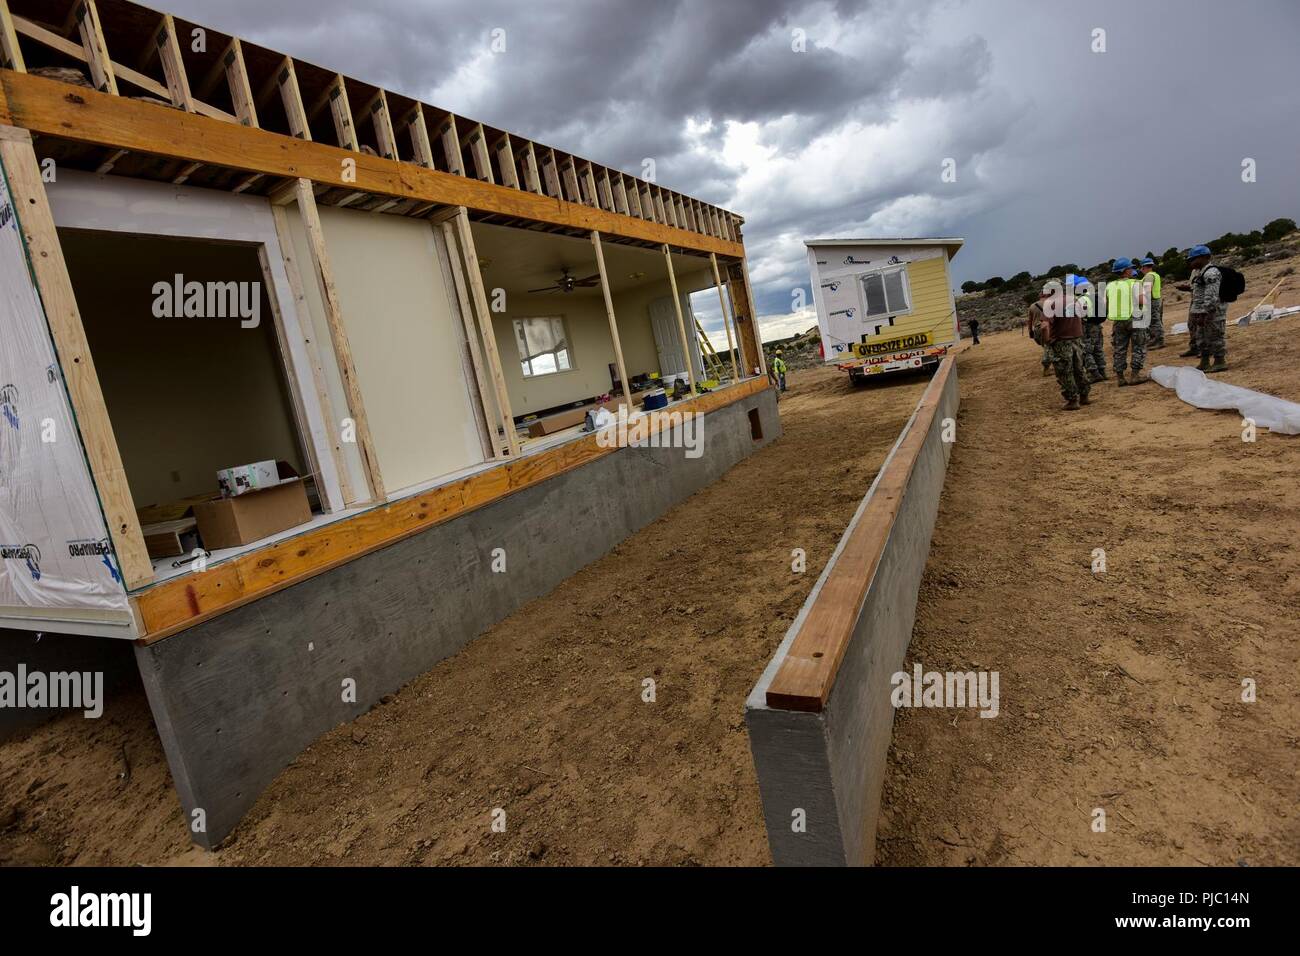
[
  {"xmin": 1186, "ymin": 244, "xmax": 1211, "ymax": 259},
  {"xmin": 1112, "ymin": 257, "xmax": 1132, "ymax": 273},
  {"xmin": 1140, "ymin": 257, "xmax": 1154, "ymax": 266}
]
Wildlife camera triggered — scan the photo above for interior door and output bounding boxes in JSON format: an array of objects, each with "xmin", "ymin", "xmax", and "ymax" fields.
[{"xmin": 649, "ymin": 294, "xmax": 703, "ymax": 379}]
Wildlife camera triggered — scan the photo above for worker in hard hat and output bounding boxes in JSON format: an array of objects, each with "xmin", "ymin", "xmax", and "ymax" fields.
[
  {"xmin": 1138, "ymin": 257, "xmax": 1164, "ymax": 349},
  {"xmin": 1036, "ymin": 279, "xmax": 1091, "ymax": 411},
  {"xmin": 1074, "ymin": 275, "xmax": 1107, "ymax": 382},
  {"xmin": 772, "ymin": 349, "xmax": 788, "ymax": 392},
  {"xmin": 1186, "ymin": 245, "xmax": 1228, "ymax": 372},
  {"xmin": 1106, "ymin": 258, "xmax": 1147, "ymax": 384}
]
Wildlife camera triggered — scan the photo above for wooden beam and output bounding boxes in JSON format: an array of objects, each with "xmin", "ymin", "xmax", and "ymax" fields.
[
  {"xmin": 153, "ymin": 14, "xmax": 195, "ymax": 112},
  {"xmin": 591, "ymin": 231, "xmax": 633, "ymax": 410},
  {"xmin": 73, "ymin": 0, "xmax": 117, "ymax": 95},
  {"xmin": 368, "ymin": 90, "xmax": 398, "ymax": 160},
  {"xmin": 131, "ymin": 376, "xmax": 767, "ymax": 642},
  {"xmin": 540, "ymin": 148, "xmax": 561, "ymax": 199},
  {"xmin": 662, "ymin": 244, "xmax": 697, "ymax": 397},
  {"xmin": 493, "ymin": 132, "xmax": 518, "ymax": 189},
  {"xmin": 436, "ymin": 114, "xmax": 463, "ymax": 175},
  {"xmin": 405, "ymin": 103, "xmax": 434, "ymax": 167},
  {"xmin": 0, "ymin": 72, "xmax": 745, "ymax": 257},
  {"xmin": 270, "ymin": 203, "xmax": 354, "ymax": 506},
  {"xmin": 0, "ymin": 0, "xmax": 24, "ymax": 72},
  {"xmin": 222, "ymin": 38, "xmax": 257, "ymax": 127},
  {"xmin": 440, "ymin": 219, "xmax": 507, "ymax": 459},
  {"xmin": 765, "ymin": 357, "xmax": 954, "ymax": 711},
  {"xmin": 293, "ymin": 178, "xmax": 384, "ymax": 501},
  {"xmin": 452, "ymin": 209, "xmax": 519, "ymax": 457},
  {"xmin": 324, "ymin": 75, "xmax": 357, "ymax": 150},
  {"xmin": 465, "ymin": 124, "xmax": 492, "ymax": 183},
  {"xmin": 740, "ymin": 257, "xmax": 767, "ymax": 376},
  {"xmin": 710, "ymin": 253, "xmax": 740, "ymax": 381},
  {"xmin": 517, "ymin": 140, "xmax": 541, "ymax": 194},
  {"xmin": 0, "ymin": 130, "xmax": 152, "ymax": 588}
]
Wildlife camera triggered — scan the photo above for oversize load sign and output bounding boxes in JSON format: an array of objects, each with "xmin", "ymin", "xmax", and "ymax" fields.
[{"xmin": 850, "ymin": 331, "xmax": 932, "ymax": 357}]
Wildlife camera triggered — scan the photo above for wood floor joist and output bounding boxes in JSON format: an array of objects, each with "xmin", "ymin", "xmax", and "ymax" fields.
[
  {"xmin": 0, "ymin": 70, "xmax": 743, "ymax": 258},
  {"xmin": 132, "ymin": 376, "xmax": 769, "ymax": 642}
]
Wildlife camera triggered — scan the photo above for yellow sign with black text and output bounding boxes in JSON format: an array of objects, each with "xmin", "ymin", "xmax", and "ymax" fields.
[{"xmin": 849, "ymin": 331, "xmax": 932, "ymax": 357}]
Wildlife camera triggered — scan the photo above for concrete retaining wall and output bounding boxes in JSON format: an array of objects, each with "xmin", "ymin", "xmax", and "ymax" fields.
[
  {"xmin": 745, "ymin": 361, "xmax": 958, "ymax": 866},
  {"xmin": 136, "ymin": 387, "xmax": 780, "ymax": 848}
]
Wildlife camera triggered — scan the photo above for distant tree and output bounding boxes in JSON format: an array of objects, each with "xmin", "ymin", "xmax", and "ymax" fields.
[
  {"xmin": 1262, "ymin": 218, "xmax": 1296, "ymax": 242},
  {"xmin": 1008, "ymin": 271, "xmax": 1033, "ymax": 287},
  {"xmin": 961, "ymin": 280, "xmax": 982, "ymax": 294},
  {"xmin": 984, "ymin": 276, "xmax": 1005, "ymax": 289}
]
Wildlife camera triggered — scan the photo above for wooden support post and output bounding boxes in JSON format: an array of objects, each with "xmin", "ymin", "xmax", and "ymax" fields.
[
  {"xmin": 73, "ymin": 0, "xmax": 117, "ymax": 95},
  {"xmin": 440, "ymin": 220, "xmax": 507, "ymax": 458},
  {"xmin": 710, "ymin": 253, "xmax": 740, "ymax": 381},
  {"xmin": 325, "ymin": 75, "xmax": 357, "ymax": 150},
  {"xmin": 591, "ymin": 231, "xmax": 633, "ymax": 410},
  {"xmin": 466, "ymin": 124, "xmax": 493, "ymax": 183},
  {"xmin": 275, "ymin": 57, "xmax": 310, "ymax": 140},
  {"xmin": 436, "ymin": 114, "xmax": 463, "ymax": 176},
  {"xmin": 494, "ymin": 132, "xmax": 518, "ymax": 189},
  {"xmin": 540, "ymin": 148, "xmax": 562, "ymax": 198},
  {"xmin": 626, "ymin": 176, "xmax": 643, "ymax": 218},
  {"xmin": 154, "ymin": 14, "xmax": 195, "ymax": 112},
  {"xmin": 740, "ymin": 258, "xmax": 766, "ymax": 376},
  {"xmin": 405, "ymin": 103, "xmax": 434, "ymax": 167},
  {"xmin": 368, "ymin": 90, "xmax": 398, "ymax": 161},
  {"xmin": 517, "ymin": 140, "xmax": 541, "ymax": 194},
  {"xmin": 1, "ymin": 0, "xmax": 25, "ymax": 72},
  {"xmin": 560, "ymin": 157, "xmax": 581, "ymax": 204},
  {"xmin": 662, "ymin": 244, "xmax": 697, "ymax": 397},
  {"xmin": 269, "ymin": 202, "xmax": 354, "ymax": 506},
  {"xmin": 453, "ymin": 209, "xmax": 518, "ymax": 456},
  {"xmin": 222, "ymin": 38, "xmax": 257, "ymax": 127},
  {"xmin": 293, "ymin": 178, "xmax": 384, "ymax": 500},
  {"xmin": 0, "ymin": 129, "xmax": 151, "ymax": 588}
]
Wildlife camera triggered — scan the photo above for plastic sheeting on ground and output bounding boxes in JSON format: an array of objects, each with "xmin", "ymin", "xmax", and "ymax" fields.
[{"xmin": 1151, "ymin": 365, "xmax": 1300, "ymax": 435}]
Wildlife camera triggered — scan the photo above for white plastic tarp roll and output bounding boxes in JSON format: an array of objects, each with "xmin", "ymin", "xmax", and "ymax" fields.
[{"xmin": 1151, "ymin": 365, "xmax": 1300, "ymax": 435}]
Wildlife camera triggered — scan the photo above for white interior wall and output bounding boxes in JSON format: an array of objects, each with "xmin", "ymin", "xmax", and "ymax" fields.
[{"xmin": 316, "ymin": 206, "xmax": 484, "ymax": 495}]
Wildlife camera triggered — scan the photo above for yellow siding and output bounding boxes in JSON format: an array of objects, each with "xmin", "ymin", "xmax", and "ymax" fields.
[{"xmin": 884, "ymin": 255, "xmax": 955, "ymax": 344}]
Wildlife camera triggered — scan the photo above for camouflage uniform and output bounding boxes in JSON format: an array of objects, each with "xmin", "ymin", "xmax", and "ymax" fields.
[
  {"xmin": 1111, "ymin": 321, "xmax": 1148, "ymax": 373},
  {"xmin": 1077, "ymin": 294, "xmax": 1106, "ymax": 380},
  {"xmin": 1190, "ymin": 264, "xmax": 1227, "ymax": 360},
  {"xmin": 1049, "ymin": 338, "xmax": 1090, "ymax": 402}
]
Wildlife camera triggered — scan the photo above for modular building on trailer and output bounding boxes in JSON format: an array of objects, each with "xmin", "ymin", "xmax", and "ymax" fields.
[
  {"xmin": 807, "ymin": 237, "xmax": 963, "ymax": 383},
  {"xmin": 0, "ymin": 0, "xmax": 776, "ymax": 846}
]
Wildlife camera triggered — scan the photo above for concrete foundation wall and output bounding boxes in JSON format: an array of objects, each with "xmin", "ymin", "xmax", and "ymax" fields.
[
  {"xmin": 746, "ymin": 363, "xmax": 958, "ymax": 866},
  {"xmin": 136, "ymin": 386, "xmax": 780, "ymax": 848}
]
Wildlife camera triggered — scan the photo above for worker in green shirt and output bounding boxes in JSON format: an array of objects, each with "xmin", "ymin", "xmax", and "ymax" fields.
[
  {"xmin": 1106, "ymin": 257, "xmax": 1148, "ymax": 385},
  {"xmin": 1138, "ymin": 257, "xmax": 1164, "ymax": 349},
  {"xmin": 772, "ymin": 350, "xmax": 788, "ymax": 392}
]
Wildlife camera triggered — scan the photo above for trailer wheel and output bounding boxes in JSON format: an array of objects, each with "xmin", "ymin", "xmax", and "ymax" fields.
[{"xmin": 848, "ymin": 369, "xmax": 866, "ymax": 387}]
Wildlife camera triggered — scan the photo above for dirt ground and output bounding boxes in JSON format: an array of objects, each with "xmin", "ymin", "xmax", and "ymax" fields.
[
  {"xmin": 3, "ymin": 278, "xmax": 1297, "ymax": 866},
  {"xmin": 0, "ymin": 367, "xmax": 929, "ymax": 866},
  {"xmin": 878, "ymin": 316, "xmax": 1300, "ymax": 865}
]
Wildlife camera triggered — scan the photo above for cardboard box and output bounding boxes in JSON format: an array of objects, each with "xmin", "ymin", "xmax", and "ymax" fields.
[{"xmin": 193, "ymin": 473, "xmax": 312, "ymax": 550}]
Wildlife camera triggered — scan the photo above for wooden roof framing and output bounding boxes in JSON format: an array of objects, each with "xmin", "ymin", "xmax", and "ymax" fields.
[{"xmin": 0, "ymin": 0, "xmax": 742, "ymax": 257}]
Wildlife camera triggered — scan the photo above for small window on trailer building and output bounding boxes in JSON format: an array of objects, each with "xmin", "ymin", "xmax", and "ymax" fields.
[
  {"xmin": 514, "ymin": 316, "xmax": 573, "ymax": 377},
  {"xmin": 860, "ymin": 266, "xmax": 911, "ymax": 318}
]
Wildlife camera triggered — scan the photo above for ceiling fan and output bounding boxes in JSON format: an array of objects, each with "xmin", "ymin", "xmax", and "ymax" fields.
[{"xmin": 527, "ymin": 267, "xmax": 601, "ymax": 294}]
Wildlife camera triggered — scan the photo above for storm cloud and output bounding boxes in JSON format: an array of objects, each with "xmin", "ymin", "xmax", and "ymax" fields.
[{"xmin": 167, "ymin": 0, "xmax": 1300, "ymax": 342}]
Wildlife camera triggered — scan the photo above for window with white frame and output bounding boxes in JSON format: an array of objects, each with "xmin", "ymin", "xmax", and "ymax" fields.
[
  {"xmin": 514, "ymin": 316, "xmax": 573, "ymax": 377},
  {"xmin": 860, "ymin": 266, "xmax": 911, "ymax": 318}
]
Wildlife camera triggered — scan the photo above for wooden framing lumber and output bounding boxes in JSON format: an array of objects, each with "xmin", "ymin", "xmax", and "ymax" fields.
[
  {"xmin": 153, "ymin": 13, "xmax": 194, "ymax": 111},
  {"xmin": 540, "ymin": 148, "xmax": 561, "ymax": 199},
  {"xmin": 763, "ymin": 356, "xmax": 956, "ymax": 712},
  {"xmin": 404, "ymin": 103, "xmax": 434, "ymax": 167},
  {"xmin": 221, "ymin": 38, "xmax": 257, "ymax": 127},
  {"xmin": 465, "ymin": 123, "xmax": 492, "ymax": 183},
  {"xmin": 517, "ymin": 139, "xmax": 541, "ymax": 194},
  {"xmin": 0, "ymin": 71, "xmax": 745, "ymax": 257},
  {"xmin": 436, "ymin": 114, "xmax": 463, "ymax": 176},
  {"xmin": 324, "ymin": 75, "xmax": 357, "ymax": 150},
  {"xmin": 740, "ymin": 258, "xmax": 767, "ymax": 376},
  {"xmin": 493, "ymin": 131, "xmax": 518, "ymax": 189},
  {"xmin": 368, "ymin": 90, "xmax": 398, "ymax": 161},
  {"xmin": 0, "ymin": 129, "xmax": 151, "ymax": 588},
  {"xmin": 0, "ymin": 0, "xmax": 24, "ymax": 72},
  {"xmin": 452, "ymin": 208, "xmax": 519, "ymax": 456},
  {"xmin": 130, "ymin": 376, "xmax": 767, "ymax": 641},
  {"xmin": 274, "ymin": 57, "xmax": 310, "ymax": 140},
  {"xmin": 710, "ymin": 253, "xmax": 740, "ymax": 380},
  {"xmin": 440, "ymin": 219, "xmax": 507, "ymax": 459},
  {"xmin": 269, "ymin": 203, "xmax": 355, "ymax": 506},
  {"xmin": 73, "ymin": 0, "xmax": 117, "ymax": 95},
  {"xmin": 662, "ymin": 244, "xmax": 697, "ymax": 396},
  {"xmin": 591, "ymin": 230, "xmax": 633, "ymax": 410},
  {"xmin": 291, "ymin": 177, "xmax": 384, "ymax": 501}
]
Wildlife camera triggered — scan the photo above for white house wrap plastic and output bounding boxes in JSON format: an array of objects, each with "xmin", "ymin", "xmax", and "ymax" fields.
[
  {"xmin": 1151, "ymin": 365, "xmax": 1300, "ymax": 435},
  {"xmin": 0, "ymin": 164, "xmax": 130, "ymax": 612}
]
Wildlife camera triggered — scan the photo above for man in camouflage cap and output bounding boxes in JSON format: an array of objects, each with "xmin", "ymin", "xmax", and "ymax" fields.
[{"xmin": 1187, "ymin": 245, "xmax": 1228, "ymax": 372}]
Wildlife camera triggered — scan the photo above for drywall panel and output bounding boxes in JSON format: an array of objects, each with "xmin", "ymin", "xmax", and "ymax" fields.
[
  {"xmin": 0, "ymin": 166, "xmax": 129, "ymax": 616},
  {"xmin": 317, "ymin": 206, "xmax": 484, "ymax": 495},
  {"xmin": 278, "ymin": 202, "xmax": 371, "ymax": 503}
]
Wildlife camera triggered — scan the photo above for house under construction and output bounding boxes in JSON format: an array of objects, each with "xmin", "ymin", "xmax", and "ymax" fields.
[{"xmin": 0, "ymin": 0, "xmax": 778, "ymax": 846}]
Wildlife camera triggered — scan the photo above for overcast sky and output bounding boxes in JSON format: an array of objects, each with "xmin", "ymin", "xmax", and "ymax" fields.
[{"xmin": 168, "ymin": 0, "xmax": 1300, "ymax": 342}]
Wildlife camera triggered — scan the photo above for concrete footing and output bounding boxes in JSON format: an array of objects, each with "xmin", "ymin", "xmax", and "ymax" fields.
[
  {"xmin": 746, "ymin": 363, "xmax": 958, "ymax": 865},
  {"xmin": 135, "ymin": 387, "xmax": 780, "ymax": 848}
]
